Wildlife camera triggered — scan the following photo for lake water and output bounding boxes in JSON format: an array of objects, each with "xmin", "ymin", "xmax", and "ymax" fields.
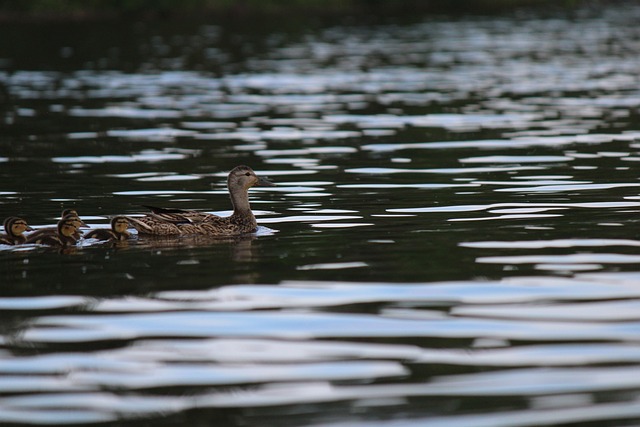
[{"xmin": 2, "ymin": 4, "xmax": 640, "ymax": 426}]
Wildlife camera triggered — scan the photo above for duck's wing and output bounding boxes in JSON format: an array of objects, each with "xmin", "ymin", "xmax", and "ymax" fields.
[
  {"xmin": 128, "ymin": 216, "xmax": 183, "ymax": 235},
  {"xmin": 0, "ymin": 234, "xmax": 14, "ymax": 245},
  {"xmin": 12, "ymin": 235, "xmax": 27, "ymax": 245},
  {"xmin": 26, "ymin": 227, "xmax": 57, "ymax": 239},
  {"xmin": 26, "ymin": 233, "xmax": 63, "ymax": 246},
  {"xmin": 143, "ymin": 205, "xmax": 191, "ymax": 214},
  {"xmin": 142, "ymin": 205, "xmax": 217, "ymax": 224},
  {"xmin": 129, "ymin": 214, "xmax": 228, "ymax": 236}
]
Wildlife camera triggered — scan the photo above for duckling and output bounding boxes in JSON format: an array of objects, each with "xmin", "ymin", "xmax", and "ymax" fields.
[
  {"xmin": 61, "ymin": 209, "xmax": 87, "ymax": 239},
  {"xmin": 27, "ymin": 211, "xmax": 88, "ymax": 241},
  {"xmin": 85, "ymin": 216, "xmax": 131, "ymax": 241},
  {"xmin": 0, "ymin": 217, "xmax": 34, "ymax": 245},
  {"xmin": 128, "ymin": 165, "xmax": 274, "ymax": 236},
  {"xmin": 25, "ymin": 217, "xmax": 80, "ymax": 247}
]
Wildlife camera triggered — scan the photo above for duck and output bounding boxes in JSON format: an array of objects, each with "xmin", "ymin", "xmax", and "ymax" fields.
[
  {"xmin": 27, "ymin": 211, "xmax": 88, "ymax": 241},
  {"xmin": 85, "ymin": 216, "xmax": 131, "ymax": 241},
  {"xmin": 128, "ymin": 165, "xmax": 274, "ymax": 236},
  {"xmin": 61, "ymin": 209, "xmax": 87, "ymax": 239},
  {"xmin": 0, "ymin": 217, "xmax": 34, "ymax": 245},
  {"xmin": 25, "ymin": 217, "xmax": 80, "ymax": 247}
]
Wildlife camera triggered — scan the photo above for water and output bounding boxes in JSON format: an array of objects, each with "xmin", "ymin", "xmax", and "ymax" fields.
[{"xmin": 2, "ymin": 4, "xmax": 640, "ymax": 425}]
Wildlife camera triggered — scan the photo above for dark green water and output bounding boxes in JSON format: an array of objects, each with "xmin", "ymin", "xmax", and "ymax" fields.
[{"xmin": 3, "ymin": 5, "xmax": 640, "ymax": 426}]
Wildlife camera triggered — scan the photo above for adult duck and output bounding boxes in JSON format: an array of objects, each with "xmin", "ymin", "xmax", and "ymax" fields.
[
  {"xmin": 0, "ymin": 217, "xmax": 34, "ymax": 245},
  {"xmin": 128, "ymin": 165, "xmax": 274, "ymax": 236}
]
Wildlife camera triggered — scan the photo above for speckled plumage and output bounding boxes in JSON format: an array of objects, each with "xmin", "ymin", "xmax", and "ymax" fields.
[
  {"xmin": 0, "ymin": 217, "xmax": 34, "ymax": 245},
  {"xmin": 129, "ymin": 165, "xmax": 274, "ymax": 236}
]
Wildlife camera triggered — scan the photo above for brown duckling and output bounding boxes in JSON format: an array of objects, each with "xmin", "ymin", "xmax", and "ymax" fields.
[
  {"xmin": 85, "ymin": 216, "xmax": 131, "ymax": 241},
  {"xmin": 61, "ymin": 209, "xmax": 83, "ymax": 238},
  {"xmin": 26, "ymin": 217, "xmax": 80, "ymax": 247},
  {"xmin": 0, "ymin": 217, "xmax": 34, "ymax": 245},
  {"xmin": 128, "ymin": 165, "xmax": 274, "ymax": 236},
  {"xmin": 27, "ymin": 211, "xmax": 88, "ymax": 241}
]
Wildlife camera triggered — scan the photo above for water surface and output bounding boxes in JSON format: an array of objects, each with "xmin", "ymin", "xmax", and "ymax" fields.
[{"xmin": 2, "ymin": 4, "xmax": 640, "ymax": 426}]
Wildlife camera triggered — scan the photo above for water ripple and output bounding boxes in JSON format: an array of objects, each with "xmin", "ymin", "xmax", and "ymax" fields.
[
  {"xmin": 52, "ymin": 150, "xmax": 191, "ymax": 164},
  {"xmin": 461, "ymin": 239, "xmax": 640, "ymax": 249},
  {"xmin": 388, "ymin": 201, "xmax": 640, "ymax": 213},
  {"xmin": 19, "ymin": 310, "xmax": 640, "ymax": 344},
  {"xmin": 5, "ymin": 5, "xmax": 640, "ymax": 426}
]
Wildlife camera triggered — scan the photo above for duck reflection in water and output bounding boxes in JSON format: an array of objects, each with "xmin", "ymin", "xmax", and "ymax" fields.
[{"xmin": 133, "ymin": 233, "xmax": 259, "ymax": 262}]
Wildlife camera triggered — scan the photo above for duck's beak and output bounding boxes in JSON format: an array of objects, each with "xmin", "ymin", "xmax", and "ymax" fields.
[
  {"xmin": 256, "ymin": 176, "xmax": 275, "ymax": 187},
  {"xmin": 78, "ymin": 219, "xmax": 89, "ymax": 228},
  {"xmin": 25, "ymin": 225, "xmax": 35, "ymax": 232}
]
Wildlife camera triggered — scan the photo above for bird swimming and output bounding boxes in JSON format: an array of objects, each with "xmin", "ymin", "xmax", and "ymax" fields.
[
  {"xmin": 128, "ymin": 165, "xmax": 274, "ymax": 236},
  {"xmin": 25, "ymin": 216, "xmax": 81, "ymax": 247},
  {"xmin": 26, "ymin": 211, "xmax": 88, "ymax": 242},
  {"xmin": 85, "ymin": 216, "xmax": 131, "ymax": 241},
  {"xmin": 0, "ymin": 217, "xmax": 34, "ymax": 245}
]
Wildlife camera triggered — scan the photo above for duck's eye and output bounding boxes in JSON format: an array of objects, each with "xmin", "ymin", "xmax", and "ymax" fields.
[{"xmin": 245, "ymin": 172, "xmax": 251, "ymax": 176}]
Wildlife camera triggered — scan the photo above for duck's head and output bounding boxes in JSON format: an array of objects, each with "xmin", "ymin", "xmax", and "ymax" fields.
[
  {"xmin": 4, "ymin": 217, "xmax": 34, "ymax": 237},
  {"xmin": 62, "ymin": 213, "xmax": 88, "ymax": 229},
  {"xmin": 58, "ymin": 218, "xmax": 79, "ymax": 238},
  {"xmin": 61, "ymin": 209, "xmax": 78, "ymax": 218},
  {"xmin": 111, "ymin": 216, "xmax": 130, "ymax": 234},
  {"xmin": 228, "ymin": 165, "xmax": 275, "ymax": 191}
]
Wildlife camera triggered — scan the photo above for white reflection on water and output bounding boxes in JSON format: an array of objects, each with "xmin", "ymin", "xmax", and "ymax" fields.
[
  {"xmin": 13, "ymin": 273, "xmax": 640, "ymax": 343},
  {"xmin": 6, "ymin": 4, "xmax": 640, "ymax": 426},
  {"xmin": 0, "ymin": 296, "xmax": 89, "ymax": 311},
  {"xmin": 388, "ymin": 201, "xmax": 640, "ymax": 213},
  {"xmin": 362, "ymin": 133, "xmax": 640, "ymax": 152},
  {"xmin": 496, "ymin": 182, "xmax": 640, "ymax": 193},
  {"xmin": 69, "ymin": 106, "xmax": 182, "ymax": 119},
  {"xmin": 0, "ymin": 393, "xmax": 187, "ymax": 424},
  {"xmin": 347, "ymin": 166, "xmax": 545, "ymax": 174},
  {"xmin": 461, "ymin": 239, "xmax": 640, "ymax": 249},
  {"xmin": 106, "ymin": 128, "xmax": 197, "ymax": 141},
  {"xmin": 259, "ymin": 215, "xmax": 362, "ymax": 224},
  {"xmin": 339, "ymin": 183, "xmax": 479, "ymax": 189},
  {"xmin": 308, "ymin": 400, "xmax": 640, "ymax": 427},
  {"xmin": 73, "ymin": 361, "xmax": 405, "ymax": 390},
  {"xmin": 297, "ymin": 262, "xmax": 369, "ymax": 270},
  {"xmin": 136, "ymin": 174, "xmax": 202, "ymax": 182},
  {"xmin": 459, "ymin": 155, "xmax": 572, "ymax": 164},
  {"xmin": 325, "ymin": 113, "xmax": 540, "ymax": 131},
  {"xmin": 453, "ymin": 299, "xmax": 640, "ymax": 321},
  {"xmin": 4, "ymin": 274, "xmax": 640, "ymax": 423},
  {"xmin": 477, "ymin": 253, "xmax": 640, "ymax": 265},
  {"xmin": 52, "ymin": 149, "xmax": 193, "ymax": 164}
]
